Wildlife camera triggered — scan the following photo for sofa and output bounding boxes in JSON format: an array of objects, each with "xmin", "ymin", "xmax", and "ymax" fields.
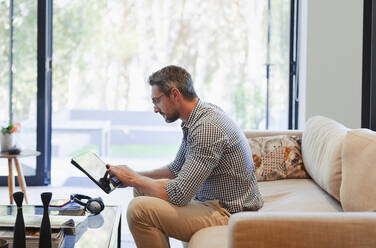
[{"xmin": 188, "ymin": 116, "xmax": 376, "ymax": 248}]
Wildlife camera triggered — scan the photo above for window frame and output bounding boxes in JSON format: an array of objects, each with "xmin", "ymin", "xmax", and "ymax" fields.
[
  {"xmin": 0, "ymin": 0, "xmax": 52, "ymax": 186},
  {"xmin": 362, "ymin": 0, "xmax": 376, "ymax": 130},
  {"xmin": 289, "ymin": 0, "xmax": 299, "ymax": 130}
]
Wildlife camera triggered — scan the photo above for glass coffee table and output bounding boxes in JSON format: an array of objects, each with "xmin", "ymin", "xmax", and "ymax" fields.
[{"xmin": 0, "ymin": 205, "xmax": 122, "ymax": 248}]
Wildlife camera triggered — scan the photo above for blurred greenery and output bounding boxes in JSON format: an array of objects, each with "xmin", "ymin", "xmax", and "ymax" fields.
[{"xmin": 51, "ymin": 0, "xmax": 291, "ymax": 130}]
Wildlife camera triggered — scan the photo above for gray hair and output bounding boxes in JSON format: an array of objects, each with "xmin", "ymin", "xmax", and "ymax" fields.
[{"xmin": 148, "ymin": 65, "xmax": 198, "ymax": 100}]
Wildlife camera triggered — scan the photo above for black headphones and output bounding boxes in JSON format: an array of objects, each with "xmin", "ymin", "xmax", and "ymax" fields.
[{"xmin": 70, "ymin": 194, "xmax": 105, "ymax": 215}]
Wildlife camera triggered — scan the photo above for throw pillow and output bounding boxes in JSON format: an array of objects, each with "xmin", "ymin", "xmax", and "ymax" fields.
[
  {"xmin": 340, "ymin": 129, "xmax": 376, "ymax": 211},
  {"xmin": 248, "ymin": 135, "xmax": 309, "ymax": 181},
  {"xmin": 302, "ymin": 116, "xmax": 348, "ymax": 201}
]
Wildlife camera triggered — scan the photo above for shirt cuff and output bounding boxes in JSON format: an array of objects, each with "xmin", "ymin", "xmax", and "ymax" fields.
[
  {"xmin": 167, "ymin": 163, "xmax": 179, "ymax": 177},
  {"xmin": 166, "ymin": 179, "xmax": 186, "ymax": 206}
]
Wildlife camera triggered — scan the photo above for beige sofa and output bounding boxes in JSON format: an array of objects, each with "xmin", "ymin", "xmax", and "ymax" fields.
[{"xmin": 189, "ymin": 116, "xmax": 376, "ymax": 248}]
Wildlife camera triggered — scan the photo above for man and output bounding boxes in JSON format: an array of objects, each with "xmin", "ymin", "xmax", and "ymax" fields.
[{"xmin": 107, "ymin": 65, "xmax": 263, "ymax": 248}]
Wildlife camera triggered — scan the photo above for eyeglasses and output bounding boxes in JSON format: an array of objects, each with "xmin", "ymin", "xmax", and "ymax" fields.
[
  {"xmin": 151, "ymin": 93, "xmax": 166, "ymax": 106},
  {"xmin": 151, "ymin": 88, "xmax": 172, "ymax": 106}
]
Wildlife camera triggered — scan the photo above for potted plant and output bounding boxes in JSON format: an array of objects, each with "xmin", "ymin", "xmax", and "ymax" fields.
[{"xmin": 1, "ymin": 123, "xmax": 20, "ymax": 152}]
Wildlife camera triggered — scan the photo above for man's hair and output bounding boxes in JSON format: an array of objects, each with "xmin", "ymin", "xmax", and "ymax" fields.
[{"xmin": 148, "ymin": 65, "xmax": 198, "ymax": 100}]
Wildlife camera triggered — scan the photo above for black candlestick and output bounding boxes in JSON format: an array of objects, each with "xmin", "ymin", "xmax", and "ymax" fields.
[
  {"xmin": 13, "ymin": 191, "xmax": 26, "ymax": 248},
  {"xmin": 39, "ymin": 192, "xmax": 52, "ymax": 248}
]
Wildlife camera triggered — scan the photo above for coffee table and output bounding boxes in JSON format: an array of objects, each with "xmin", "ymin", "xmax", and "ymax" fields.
[
  {"xmin": 0, "ymin": 204, "xmax": 122, "ymax": 248},
  {"xmin": 65, "ymin": 205, "xmax": 122, "ymax": 248}
]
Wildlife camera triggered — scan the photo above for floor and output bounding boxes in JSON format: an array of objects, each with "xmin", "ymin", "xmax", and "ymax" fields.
[{"xmin": 0, "ymin": 157, "xmax": 183, "ymax": 248}]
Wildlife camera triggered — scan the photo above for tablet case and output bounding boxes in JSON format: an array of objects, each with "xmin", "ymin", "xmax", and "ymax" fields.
[{"xmin": 71, "ymin": 152, "xmax": 120, "ymax": 194}]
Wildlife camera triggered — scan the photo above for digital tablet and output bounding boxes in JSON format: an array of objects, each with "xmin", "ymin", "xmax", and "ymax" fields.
[{"xmin": 71, "ymin": 152, "xmax": 121, "ymax": 194}]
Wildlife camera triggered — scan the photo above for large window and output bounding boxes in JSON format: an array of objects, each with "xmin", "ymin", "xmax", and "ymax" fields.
[
  {"xmin": 0, "ymin": 0, "xmax": 296, "ymax": 185},
  {"xmin": 0, "ymin": 0, "xmax": 38, "ymax": 180},
  {"xmin": 51, "ymin": 0, "xmax": 293, "ymax": 173},
  {"xmin": 53, "ymin": 0, "xmax": 291, "ymax": 129}
]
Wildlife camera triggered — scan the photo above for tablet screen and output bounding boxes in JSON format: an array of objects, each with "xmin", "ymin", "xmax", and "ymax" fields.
[{"xmin": 71, "ymin": 152, "xmax": 119, "ymax": 193}]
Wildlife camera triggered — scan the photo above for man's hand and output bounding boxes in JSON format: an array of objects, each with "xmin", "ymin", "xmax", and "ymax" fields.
[{"xmin": 106, "ymin": 164, "xmax": 138, "ymax": 188}]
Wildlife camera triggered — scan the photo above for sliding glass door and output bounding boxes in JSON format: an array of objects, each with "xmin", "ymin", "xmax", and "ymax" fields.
[{"xmin": 0, "ymin": 0, "xmax": 51, "ymax": 186}]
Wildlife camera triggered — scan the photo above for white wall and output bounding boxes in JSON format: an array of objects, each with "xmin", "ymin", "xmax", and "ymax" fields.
[{"xmin": 298, "ymin": 0, "xmax": 363, "ymax": 129}]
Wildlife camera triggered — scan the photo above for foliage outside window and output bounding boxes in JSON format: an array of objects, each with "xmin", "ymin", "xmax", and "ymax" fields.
[{"xmin": 53, "ymin": 0, "xmax": 290, "ymax": 130}]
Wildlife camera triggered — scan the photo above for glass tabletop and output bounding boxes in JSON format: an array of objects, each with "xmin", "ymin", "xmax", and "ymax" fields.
[{"xmin": 0, "ymin": 205, "xmax": 121, "ymax": 248}]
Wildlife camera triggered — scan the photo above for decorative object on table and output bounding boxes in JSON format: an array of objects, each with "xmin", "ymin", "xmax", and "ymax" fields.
[
  {"xmin": 39, "ymin": 192, "xmax": 52, "ymax": 248},
  {"xmin": 1, "ymin": 123, "xmax": 20, "ymax": 152},
  {"xmin": 13, "ymin": 192, "xmax": 26, "ymax": 248}
]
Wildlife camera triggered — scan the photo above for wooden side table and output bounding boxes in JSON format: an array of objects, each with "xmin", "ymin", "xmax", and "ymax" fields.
[{"xmin": 0, "ymin": 150, "xmax": 40, "ymax": 204}]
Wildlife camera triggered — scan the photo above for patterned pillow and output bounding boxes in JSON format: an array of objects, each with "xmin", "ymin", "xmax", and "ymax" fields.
[{"xmin": 248, "ymin": 135, "xmax": 309, "ymax": 181}]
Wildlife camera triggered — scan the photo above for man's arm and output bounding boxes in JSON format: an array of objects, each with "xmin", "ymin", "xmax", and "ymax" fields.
[
  {"xmin": 133, "ymin": 177, "xmax": 169, "ymax": 200},
  {"xmin": 106, "ymin": 164, "xmax": 171, "ymax": 201},
  {"xmin": 139, "ymin": 166, "xmax": 175, "ymax": 179}
]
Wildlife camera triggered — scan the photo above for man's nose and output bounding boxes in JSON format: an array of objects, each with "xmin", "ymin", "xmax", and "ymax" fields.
[{"xmin": 153, "ymin": 105, "xmax": 160, "ymax": 113}]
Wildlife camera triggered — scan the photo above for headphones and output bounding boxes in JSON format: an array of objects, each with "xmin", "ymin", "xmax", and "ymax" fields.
[{"xmin": 70, "ymin": 194, "xmax": 105, "ymax": 215}]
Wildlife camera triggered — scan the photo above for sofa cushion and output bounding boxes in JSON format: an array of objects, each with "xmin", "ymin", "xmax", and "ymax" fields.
[
  {"xmin": 228, "ymin": 212, "xmax": 376, "ymax": 248},
  {"xmin": 188, "ymin": 179, "xmax": 342, "ymax": 248},
  {"xmin": 248, "ymin": 135, "xmax": 309, "ymax": 181},
  {"xmin": 302, "ymin": 116, "xmax": 348, "ymax": 201},
  {"xmin": 341, "ymin": 129, "xmax": 376, "ymax": 211},
  {"xmin": 259, "ymin": 179, "xmax": 342, "ymax": 212},
  {"xmin": 189, "ymin": 225, "xmax": 227, "ymax": 248}
]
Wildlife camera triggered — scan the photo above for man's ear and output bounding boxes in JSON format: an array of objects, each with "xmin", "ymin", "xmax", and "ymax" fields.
[{"xmin": 170, "ymin": 87, "xmax": 181, "ymax": 100}]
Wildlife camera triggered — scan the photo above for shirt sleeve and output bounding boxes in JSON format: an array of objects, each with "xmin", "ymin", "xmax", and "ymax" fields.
[
  {"xmin": 166, "ymin": 123, "xmax": 227, "ymax": 206},
  {"xmin": 167, "ymin": 137, "xmax": 187, "ymax": 177}
]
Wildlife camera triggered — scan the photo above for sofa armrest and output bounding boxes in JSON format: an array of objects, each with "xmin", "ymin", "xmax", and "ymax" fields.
[
  {"xmin": 228, "ymin": 212, "xmax": 376, "ymax": 248},
  {"xmin": 243, "ymin": 130, "xmax": 303, "ymax": 139}
]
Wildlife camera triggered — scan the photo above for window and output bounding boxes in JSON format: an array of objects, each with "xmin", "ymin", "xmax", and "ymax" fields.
[
  {"xmin": 53, "ymin": 0, "xmax": 291, "ymax": 129},
  {"xmin": 51, "ymin": 0, "xmax": 294, "ymax": 174},
  {"xmin": 0, "ymin": 0, "xmax": 39, "ymax": 182},
  {"xmin": 0, "ymin": 0, "xmax": 52, "ymax": 186},
  {"xmin": 0, "ymin": 0, "xmax": 298, "ymax": 185}
]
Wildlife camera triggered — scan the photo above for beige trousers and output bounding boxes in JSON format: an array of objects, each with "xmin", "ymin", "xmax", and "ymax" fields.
[{"xmin": 127, "ymin": 189, "xmax": 231, "ymax": 248}]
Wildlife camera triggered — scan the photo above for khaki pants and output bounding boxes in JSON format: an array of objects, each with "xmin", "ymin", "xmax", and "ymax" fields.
[{"xmin": 127, "ymin": 188, "xmax": 231, "ymax": 248}]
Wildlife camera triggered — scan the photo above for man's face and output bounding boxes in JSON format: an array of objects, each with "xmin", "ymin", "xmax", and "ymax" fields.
[{"xmin": 151, "ymin": 85, "xmax": 180, "ymax": 123}]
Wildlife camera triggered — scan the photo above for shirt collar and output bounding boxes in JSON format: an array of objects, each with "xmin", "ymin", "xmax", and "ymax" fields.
[{"xmin": 181, "ymin": 99, "xmax": 202, "ymax": 129}]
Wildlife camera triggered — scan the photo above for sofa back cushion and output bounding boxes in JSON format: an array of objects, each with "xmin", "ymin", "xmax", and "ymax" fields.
[
  {"xmin": 302, "ymin": 116, "xmax": 348, "ymax": 201},
  {"xmin": 341, "ymin": 129, "xmax": 376, "ymax": 211},
  {"xmin": 244, "ymin": 130, "xmax": 303, "ymax": 139},
  {"xmin": 248, "ymin": 135, "xmax": 310, "ymax": 181}
]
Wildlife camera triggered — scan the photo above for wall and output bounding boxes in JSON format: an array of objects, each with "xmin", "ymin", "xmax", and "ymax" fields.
[{"xmin": 298, "ymin": 0, "xmax": 364, "ymax": 128}]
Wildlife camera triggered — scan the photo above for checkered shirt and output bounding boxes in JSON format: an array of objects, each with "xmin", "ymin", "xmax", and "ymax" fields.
[{"xmin": 166, "ymin": 100, "xmax": 264, "ymax": 213}]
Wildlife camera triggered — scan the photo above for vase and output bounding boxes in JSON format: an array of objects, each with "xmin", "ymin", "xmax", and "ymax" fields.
[{"xmin": 1, "ymin": 133, "xmax": 15, "ymax": 152}]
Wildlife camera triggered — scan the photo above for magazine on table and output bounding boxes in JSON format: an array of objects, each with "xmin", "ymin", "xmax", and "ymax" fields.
[
  {"xmin": 0, "ymin": 215, "xmax": 88, "ymax": 248},
  {"xmin": 0, "ymin": 227, "xmax": 64, "ymax": 248},
  {"xmin": 0, "ymin": 215, "xmax": 87, "ymax": 235}
]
